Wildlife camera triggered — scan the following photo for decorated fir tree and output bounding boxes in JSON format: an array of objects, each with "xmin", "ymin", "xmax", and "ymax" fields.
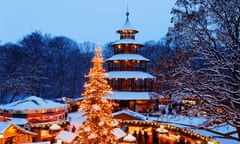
[{"xmin": 77, "ymin": 47, "xmax": 117, "ymax": 144}]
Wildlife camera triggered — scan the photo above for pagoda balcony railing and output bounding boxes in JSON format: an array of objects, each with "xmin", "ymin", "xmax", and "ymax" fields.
[
  {"xmin": 114, "ymin": 49, "xmax": 140, "ymax": 54},
  {"xmin": 110, "ymin": 84, "xmax": 154, "ymax": 91},
  {"xmin": 107, "ymin": 67, "xmax": 147, "ymax": 71},
  {"xmin": 111, "ymin": 87, "xmax": 153, "ymax": 92}
]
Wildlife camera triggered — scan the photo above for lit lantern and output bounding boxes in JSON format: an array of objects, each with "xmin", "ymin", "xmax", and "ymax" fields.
[
  {"xmin": 123, "ymin": 133, "xmax": 136, "ymax": 144},
  {"xmin": 50, "ymin": 124, "xmax": 61, "ymax": 131},
  {"xmin": 57, "ymin": 139, "xmax": 62, "ymax": 144},
  {"xmin": 0, "ymin": 133, "xmax": 3, "ymax": 139}
]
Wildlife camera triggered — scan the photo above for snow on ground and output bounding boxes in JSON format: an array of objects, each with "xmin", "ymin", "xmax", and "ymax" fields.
[
  {"xmin": 232, "ymin": 133, "xmax": 239, "ymax": 139},
  {"xmin": 146, "ymin": 114, "xmax": 240, "ymax": 144},
  {"xmin": 210, "ymin": 123, "xmax": 237, "ymax": 138},
  {"xmin": 214, "ymin": 137, "xmax": 240, "ymax": 144},
  {"xmin": 210, "ymin": 123, "xmax": 236, "ymax": 132},
  {"xmin": 150, "ymin": 114, "xmax": 207, "ymax": 126}
]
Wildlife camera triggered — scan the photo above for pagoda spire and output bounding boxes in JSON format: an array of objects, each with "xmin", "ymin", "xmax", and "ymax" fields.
[
  {"xmin": 122, "ymin": 6, "xmax": 134, "ymax": 30},
  {"xmin": 126, "ymin": 4, "xmax": 130, "ymax": 22}
]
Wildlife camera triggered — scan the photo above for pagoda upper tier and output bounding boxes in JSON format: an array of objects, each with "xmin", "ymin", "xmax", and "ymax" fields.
[
  {"xmin": 116, "ymin": 11, "xmax": 138, "ymax": 35},
  {"xmin": 113, "ymin": 11, "xmax": 143, "ymax": 51},
  {"xmin": 106, "ymin": 11, "xmax": 155, "ymax": 92}
]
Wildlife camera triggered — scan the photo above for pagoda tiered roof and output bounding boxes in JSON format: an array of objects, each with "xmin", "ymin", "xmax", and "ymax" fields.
[
  {"xmin": 107, "ymin": 71, "xmax": 155, "ymax": 79},
  {"xmin": 116, "ymin": 11, "xmax": 138, "ymax": 33},
  {"xmin": 106, "ymin": 54, "xmax": 149, "ymax": 61},
  {"xmin": 105, "ymin": 91, "xmax": 153, "ymax": 100},
  {"xmin": 113, "ymin": 39, "xmax": 143, "ymax": 45}
]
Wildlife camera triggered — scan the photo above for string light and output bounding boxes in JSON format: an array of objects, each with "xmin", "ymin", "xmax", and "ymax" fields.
[
  {"xmin": 77, "ymin": 47, "xmax": 117, "ymax": 144},
  {"xmin": 118, "ymin": 120, "xmax": 219, "ymax": 144}
]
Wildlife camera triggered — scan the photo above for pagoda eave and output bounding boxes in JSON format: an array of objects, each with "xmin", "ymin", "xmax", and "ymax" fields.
[{"xmin": 117, "ymin": 29, "xmax": 139, "ymax": 34}]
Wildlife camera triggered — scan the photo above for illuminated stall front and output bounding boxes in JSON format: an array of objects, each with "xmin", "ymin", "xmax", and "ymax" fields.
[
  {"xmin": 0, "ymin": 96, "xmax": 68, "ymax": 124},
  {"xmin": 0, "ymin": 123, "xmax": 37, "ymax": 144},
  {"xmin": 30, "ymin": 121, "xmax": 69, "ymax": 142},
  {"xmin": 118, "ymin": 120, "xmax": 220, "ymax": 144}
]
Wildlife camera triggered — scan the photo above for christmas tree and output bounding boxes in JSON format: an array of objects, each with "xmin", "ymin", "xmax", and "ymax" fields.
[{"xmin": 77, "ymin": 47, "xmax": 117, "ymax": 144}]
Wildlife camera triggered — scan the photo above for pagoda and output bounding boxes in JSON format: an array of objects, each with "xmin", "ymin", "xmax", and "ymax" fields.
[{"xmin": 106, "ymin": 11, "xmax": 157, "ymax": 113}]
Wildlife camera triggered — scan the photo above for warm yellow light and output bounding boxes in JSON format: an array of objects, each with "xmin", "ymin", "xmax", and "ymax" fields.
[{"xmin": 208, "ymin": 141, "xmax": 216, "ymax": 144}]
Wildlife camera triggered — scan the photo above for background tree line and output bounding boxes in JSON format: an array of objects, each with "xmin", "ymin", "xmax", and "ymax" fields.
[
  {"xmin": 0, "ymin": 32, "xmax": 96, "ymax": 102},
  {"xmin": 0, "ymin": 31, "xmax": 170, "ymax": 103}
]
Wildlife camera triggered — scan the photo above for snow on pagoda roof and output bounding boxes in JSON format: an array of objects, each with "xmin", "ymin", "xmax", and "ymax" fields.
[
  {"xmin": 0, "ymin": 96, "xmax": 67, "ymax": 111},
  {"xmin": 122, "ymin": 15, "xmax": 134, "ymax": 30},
  {"xmin": 113, "ymin": 39, "xmax": 143, "ymax": 45},
  {"xmin": 106, "ymin": 54, "xmax": 149, "ymax": 61},
  {"xmin": 105, "ymin": 91, "xmax": 152, "ymax": 100},
  {"xmin": 107, "ymin": 71, "xmax": 155, "ymax": 79},
  {"xmin": 117, "ymin": 11, "xmax": 137, "ymax": 32},
  {"xmin": 55, "ymin": 130, "xmax": 77, "ymax": 143}
]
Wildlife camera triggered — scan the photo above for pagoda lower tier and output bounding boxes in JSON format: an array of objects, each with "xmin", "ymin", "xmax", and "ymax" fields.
[
  {"xmin": 105, "ymin": 91, "xmax": 159, "ymax": 113},
  {"xmin": 107, "ymin": 71, "xmax": 155, "ymax": 91}
]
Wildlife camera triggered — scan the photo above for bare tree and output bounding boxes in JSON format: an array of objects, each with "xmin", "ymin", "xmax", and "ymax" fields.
[{"xmin": 167, "ymin": 0, "xmax": 240, "ymax": 139}]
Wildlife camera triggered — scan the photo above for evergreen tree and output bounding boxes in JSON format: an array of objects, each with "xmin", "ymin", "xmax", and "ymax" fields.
[
  {"xmin": 167, "ymin": 0, "xmax": 240, "ymax": 139},
  {"xmin": 77, "ymin": 47, "xmax": 117, "ymax": 144}
]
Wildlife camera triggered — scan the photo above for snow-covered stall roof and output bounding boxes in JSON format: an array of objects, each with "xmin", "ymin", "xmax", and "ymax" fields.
[
  {"xmin": 112, "ymin": 127, "xmax": 126, "ymax": 139},
  {"xmin": 22, "ymin": 142, "xmax": 50, "ymax": 144},
  {"xmin": 9, "ymin": 118, "xmax": 27, "ymax": 125},
  {"xmin": 123, "ymin": 133, "xmax": 136, "ymax": 142},
  {"xmin": 113, "ymin": 109, "xmax": 147, "ymax": 120},
  {"xmin": 107, "ymin": 71, "xmax": 155, "ymax": 79},
  {"xmin": 113, "ymin": 39, "xmax": 143, "ymax": 45},
  {"xmin": 68, "ymin": 111, "xmax": 86, "ymax": 128},
  {"xmin": 106, "ymin": 54, "xmax": 149, "ymax": 61},
  {"xmin": 55, "ymin": 130, "xmax": 77, "ymax": 143},
  {"xmin": 105, "ymin": 91, "xmax": 152, "ymax": 100},
  {"xmin": 0, "ymin": 96, "xmax": 67, "ymax": 111},
  {"xmin": 0, "ymin": 122, "xmax": 37, "ymax": 135},
  {"xmin": 0, "ymin": 122, "xmax": 9, "ymax": 134}
]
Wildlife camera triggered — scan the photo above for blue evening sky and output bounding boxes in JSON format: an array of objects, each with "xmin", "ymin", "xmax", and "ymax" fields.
[{"xmin": 0, "ymin": 0, "xmax": 176, "ymax": 45}]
